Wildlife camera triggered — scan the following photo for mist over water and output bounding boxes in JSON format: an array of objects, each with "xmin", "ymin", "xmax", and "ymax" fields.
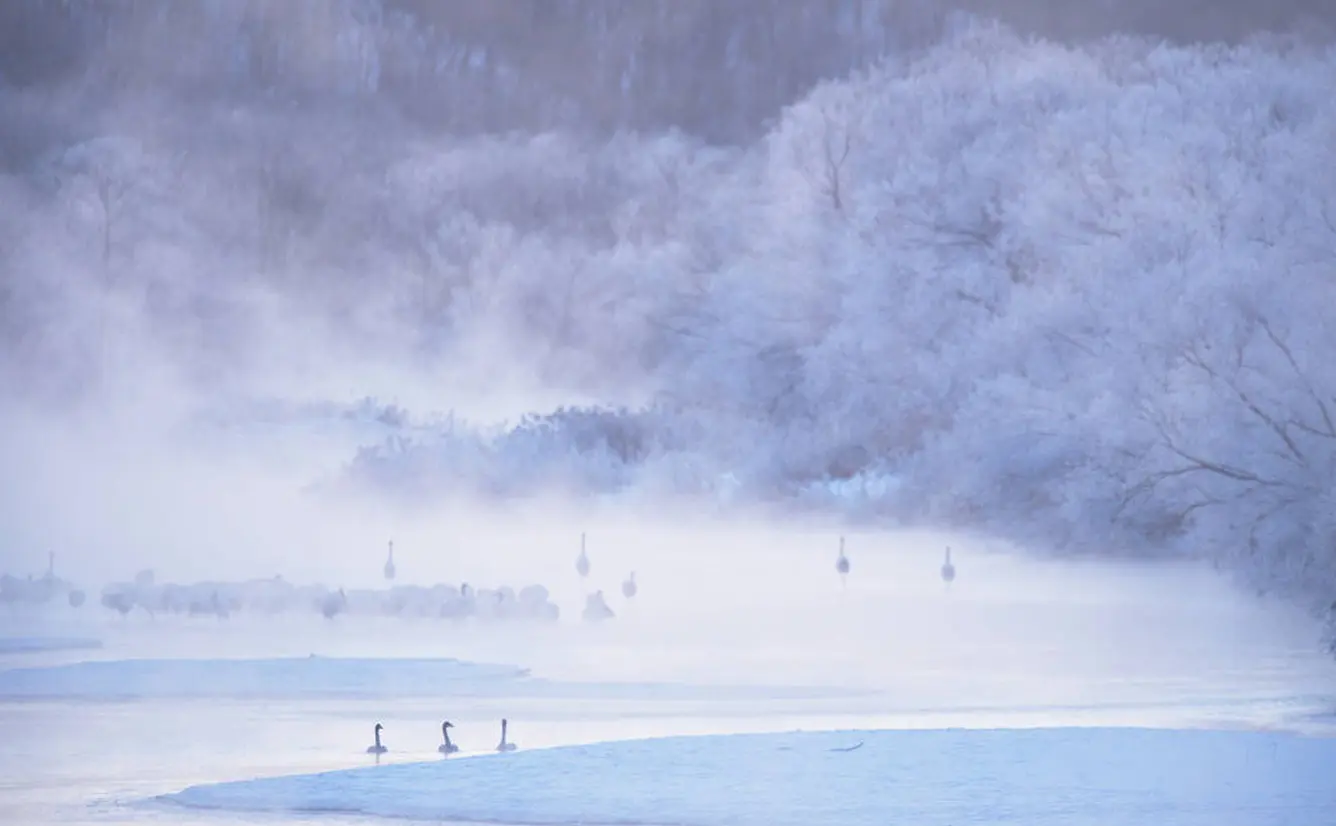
[
  {"xmin": 5, "ymin": 3, "xmax": 1336, "ymax": 626},
  {"xmin": 7, "ymin": 511, "xmax": 1333, "ymax": 728},
  {"xmin": 3, "ymin": 5, "xmax": 1336, "ymax": 823},
  {"xmin": 4, "ymin": 417, "xmax": 1335, "ymax": 826}
]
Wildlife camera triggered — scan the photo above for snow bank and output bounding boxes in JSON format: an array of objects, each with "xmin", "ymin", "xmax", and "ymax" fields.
[
  {"xmin": 164, "ymin": 727, "xmax": 1336, "ymax": 826},
  {"xmin": 0, "ymin": 636, "xmax": 102, "ymax": 655},
  {"xmin": 0, "ymin": 656, "xmax": 527, "ymax": 700}
]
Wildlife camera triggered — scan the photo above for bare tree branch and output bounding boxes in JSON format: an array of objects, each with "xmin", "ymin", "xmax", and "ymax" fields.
[
  {"xmin": 1256, "ymin": 314, "xmax": 1336, "ymax": 439},
  {"xmin": 1181, "ymin": 341, "xmax": 1308, "ymax": 468}
]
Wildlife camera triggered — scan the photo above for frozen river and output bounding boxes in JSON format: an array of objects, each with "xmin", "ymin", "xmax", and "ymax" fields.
[
  {"xmin": 3, "ymin": 532, "xmax": 1335, "ymax": 825},
  {"xmin": 9, "ymin": 695, "xmax": 902, "ymax": 826}
]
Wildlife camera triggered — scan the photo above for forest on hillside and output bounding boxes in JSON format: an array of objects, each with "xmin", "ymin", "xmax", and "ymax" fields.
[{"xmin": 2, "ymin": 1, "xmax": 1334, "ymax": 648}]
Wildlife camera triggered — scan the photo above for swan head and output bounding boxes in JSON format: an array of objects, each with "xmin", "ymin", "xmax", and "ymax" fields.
[{"xmin": 374, "ymin": 722, "xmax": 382, "ymax": 733}]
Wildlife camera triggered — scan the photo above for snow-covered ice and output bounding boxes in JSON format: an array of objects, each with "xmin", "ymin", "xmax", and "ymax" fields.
[
  {"xmin": 0, "ymin": 656, "xmax": 867, "ymax": 703},
  {"xmin": 0, "ymin": 657, "xmax": 526, "ymax": 700},
  {"xmin": 0, "ymin": 636, "xmax": 101, "ymax": 655},
  {"xmin": 164, "ymin": 727, "xmax": 1336, "ymax": 826}
]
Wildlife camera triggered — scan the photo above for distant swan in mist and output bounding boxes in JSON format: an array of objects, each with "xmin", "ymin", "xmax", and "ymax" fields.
[
  {"xmin": 438, "ymin": 721, "xmax": 459, "ymax": 754},
  {"xmin": 187, "ymin": 589, "xmax": 228, "ymax": 620},
  {"xmin": 383, "ymin": 541, "xmax": 396, "ymax": 581},
  {"xmin": 836, "ymin": 536, "xmax": 850, "ymax": 584},
  {"xmin": 101, "ymin": 587, "xmax": 135, "ymax": 616},
  {"xmin": 46, "ymin": 552, "xmax": 85, "ymax": 607},
  {"xmin": 496, "ymin": 718, "xmax": 517, "ymax": 752},
  {"xmin": 321, "ymin": 588, "xmax": 347, "ymax": 619},
  {"xmin": 941, "ymin": 546, "xmax": 956, "ymax": 584},
  {"xmin": 621, "ymin": 571, "xmax": 637, "ymax": 599},
  {"xmin": 582, "ymin": 590, "xmax": 615, "ymax": 622},
  {"xmin": 576, "ymin": 533, "xmax": 590, "ymax": 579},
  {"xmin": 366, "ymin": 723, "xmax": 387, "ymax": 754}
]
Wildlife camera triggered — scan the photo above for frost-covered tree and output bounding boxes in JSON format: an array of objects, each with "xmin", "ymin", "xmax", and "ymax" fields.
[{"xmin": 6, "ymin": 8, "xmax": 1336, "ymax": 651}]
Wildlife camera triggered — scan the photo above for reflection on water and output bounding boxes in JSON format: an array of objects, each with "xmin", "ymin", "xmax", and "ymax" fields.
[{"xmin": 3, "ymin": 535, "xmax": 1335, "ymax": 825}]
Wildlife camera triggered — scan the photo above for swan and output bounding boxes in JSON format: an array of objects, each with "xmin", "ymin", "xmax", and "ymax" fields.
[
  {"xmin": 518, "ymin": 584, "xmax": 550, "ymax": 605},
  {"xmin": 100, "ymin": 585, "xmax": 136, "ymax": 616},
  {"xmin": 941, "ymin": 546, "xmax": 956, "ymax": 584},
  {"xmin": 320, "ymin": 588, "xmax": 347, "ymax": 619},
  {"xmin": 835, "ymin": 536, "xmax": 850, "ymax": 580},
  {"xmin": 438, "ymin": 720, "xmax": 459, "ymax": 754},
  {"xmin": 366, "ymin": 722, "xmax": 387, "ymax": 754},
  {"xmin": 496, "ymin": 718, "xmax": 517, "ymax": 752},
  {"xmin": 621, "ymin": 571, "xmax": 637, "ymax": 599},
  {"xmin": 383, "ymin": 540, "xmax": 396, "ymax": 581},
  {"xmin": 582, "ymin": 590, "xmax": 614, "ymax": 622},
  {"xmin": 576, "ymin": 532, "xmax": 590, "ymax": 578},
  {"xmin": 187, "ymin": 589, "xmax": 228, "ymax": 620}
]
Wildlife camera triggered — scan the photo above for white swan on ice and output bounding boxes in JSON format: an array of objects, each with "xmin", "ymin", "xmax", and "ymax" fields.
[
  {"xmin": 438, "ymin": 720, "xmax": 459, "ymax": 754},
  {"xmin": 496, "ymin": 718, "xmax": 517, "ymax": 752},
  {"xmin": 366, "ymin": 722, "xmax": 387, "ymax": 754}
]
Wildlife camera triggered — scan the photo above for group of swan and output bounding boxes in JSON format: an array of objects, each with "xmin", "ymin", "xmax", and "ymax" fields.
[
  {"xmin": 0, "ymin": 553, "xmax": 86, "ymax": 608},
  {"xmin": 832, "ymin": 538, "xmax": 959, "ymax": 585},
  {"xmin": 100, "ymin": 570, "xmax": 242, "ymax": 619},
  {"xmin": 574, "ymin": 532, "xmax": 637, "ymax": 623},
  {"xmin": 60, "ymin": 533, "xmax": 962, "ymax": 624},
  {"xmin": 316, "ymin": 581, "xmax": 559, "ymax": 622},
  {"xmin": 367, "ymin": 719, "xmax": 517, "ymax": 755},
  {"xmin": 97, "ymin": 572, "xmax": 560, "ymax": 623}
]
